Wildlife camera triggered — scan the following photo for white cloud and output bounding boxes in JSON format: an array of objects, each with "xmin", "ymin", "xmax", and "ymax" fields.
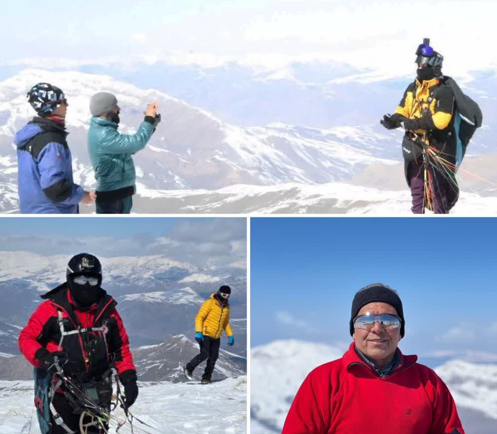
[
  {"xmin": 130, "ymin": 33, "xmax": 148, "ymax": 44},
  {"xmin": 437, "ymin": 325, "xmax": 476, "ymax": 344},
  {"xmin": 275, "ymin": 311, "xmax": 317, "ymax": 333}
]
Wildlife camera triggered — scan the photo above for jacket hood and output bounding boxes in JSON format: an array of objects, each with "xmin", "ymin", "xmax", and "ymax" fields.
[
  {"xmin": 14, "ymin": 117, "xmax": 67, "ymax": 148},
  {"xmin": 14, "ymin": 123, "xmax": 44, "ymax": 148}
]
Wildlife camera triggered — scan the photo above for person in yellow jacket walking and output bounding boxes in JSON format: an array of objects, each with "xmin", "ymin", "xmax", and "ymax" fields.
[{"xmin": 184, "ymin": 285, "xmax": 234, "ymax": 384}]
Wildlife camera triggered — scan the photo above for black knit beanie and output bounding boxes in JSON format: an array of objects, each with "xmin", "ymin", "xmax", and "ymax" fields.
[
  {"xmin": 350, "ymin": 283, "xmax": 405, "ymax": 337},
  {"xmin": 219, "ymin": 285, "xmax": 231, "ymax": 294}
]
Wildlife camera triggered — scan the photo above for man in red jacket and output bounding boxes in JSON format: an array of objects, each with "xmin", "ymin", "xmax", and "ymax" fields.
[
  {"xmin": 19, "ymin": 253, "xmax": 138, "ymax": 434},
  {"xmin": 282, "ymin": 283, "xmax": 465, "ymax": 434}
]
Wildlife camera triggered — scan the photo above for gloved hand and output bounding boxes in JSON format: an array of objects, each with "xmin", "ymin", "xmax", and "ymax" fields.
[
  {"xmin": 228, "ymin": 336, "xmax": 234, "ymax": 346},
  {"xmin": 35, "ymin": 348, "xmax": 67, "ymax": 371},
  {"xmin": 195, "ymin": 332, "xmax": 204, "ymax": 341},
  {"xmin": 402, "ymin": 110, "xmax": 434, "ymax": 131},
  {"xmin": 380, "ymin": 114, "xmax": 401, "ymax": 130},
  {"xmin": 153, "ymin": 113, "xmax": 161, "ymax": 129},
  {"xmin": 120, "ymin": 370, "xmax": 139, "ymax": 408}
]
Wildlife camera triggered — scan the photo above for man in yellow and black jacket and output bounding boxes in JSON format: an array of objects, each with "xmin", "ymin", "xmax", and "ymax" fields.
[
  {"xmin": 381, "ymin": 43, "xmax": 457, "ymax": 214},
  {"xmin": 185, "ymin": 285, "xmax": 234, "ymax": 384}
]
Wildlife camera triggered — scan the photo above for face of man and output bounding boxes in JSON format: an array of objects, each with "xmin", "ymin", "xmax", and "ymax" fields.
[
  {"xmin": 53, "ymin": 101, "xmax": 68, "ymax": 118},
  {"xmin": 107, "ymin": 104, "xmax": 121, "ymax": 124},
  {"xmin": 353, "ymin": 302, "xmax": 402, "ymax": 368}
]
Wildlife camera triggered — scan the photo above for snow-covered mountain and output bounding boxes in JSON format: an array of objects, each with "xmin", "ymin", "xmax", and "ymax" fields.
[
  {"xmin": 0, "ymin": 376, "xmax": 247, "ymax": 433},
  {"xmin": 251, "ymin": 340, "xmax": 497, "ymax": 434},
  {"xmin": 120, "ymin": 181, "xmax": 497, "ymax": 215},
  {"xmin": 0, "ymin": 251, "xmax": 247, "ymax": 363},
  {"xmin": 134, "ymin": 334, "xmax": 246, "ymax": 382},
  {"xmin": 0, "ymin": 69, "xmax": 400, "ymax": 214},
  {"xmin": 0, "ymin": 67, "xmax": 493, "ymax": 214}
]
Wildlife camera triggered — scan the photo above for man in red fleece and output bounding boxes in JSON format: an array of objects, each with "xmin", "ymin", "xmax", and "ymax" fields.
[
  {"xmin": 282, "ymin": 283, "xmax": 465, "ymax": 434},
  {"xmin": 19, "ymin": 253, "xmax": 138, "ymax": 434}
]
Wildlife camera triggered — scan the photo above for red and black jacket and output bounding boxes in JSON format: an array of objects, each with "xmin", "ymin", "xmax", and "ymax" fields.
[
  {"xmin": 283, "ymin": 342, "xmax": 465, "ymax": 434},
  {"xmin": 19, "ymin": 283, "xmax": 136, "ymax": 383}
]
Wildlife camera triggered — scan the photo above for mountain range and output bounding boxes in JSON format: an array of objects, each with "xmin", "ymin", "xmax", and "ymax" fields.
[
  {"xmin": 0, "ymin": 65, "xmax": 494, "ymax": 214},
  {"xmin": 0, "ymin": 251, "xmax": 247, "ymax": 380}
]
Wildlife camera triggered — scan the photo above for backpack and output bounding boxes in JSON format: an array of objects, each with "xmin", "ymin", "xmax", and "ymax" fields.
[{"xmin": 440, "ymin": 76, "xmax": 483, "ymax": 166}]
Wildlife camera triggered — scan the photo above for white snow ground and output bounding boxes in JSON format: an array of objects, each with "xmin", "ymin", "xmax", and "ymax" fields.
[{"xmin": 0, "ymin": 377, "xmax": 247, "ymax": 434}]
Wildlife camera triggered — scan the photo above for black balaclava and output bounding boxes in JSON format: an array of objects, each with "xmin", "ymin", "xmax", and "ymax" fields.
[
  {"xmin": 215, "ymin": 285, "xmax": 231, "ymax": 305},
  {"xmin": 417, "ymin": 66, "xmax": 437, "ymax": 82},
  {"xmin": 68, "ymin": 276, "xmax": 103, "ymax": 310}
]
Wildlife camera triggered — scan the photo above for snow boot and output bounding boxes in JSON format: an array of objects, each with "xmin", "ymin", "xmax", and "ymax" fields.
[
  {"xmin": 184, "ymin": 365, "xmax": 193, "ymax": 381},
  {"xmin": 201, "ymin": 377, "xmax": 211, "ymax": 384}
]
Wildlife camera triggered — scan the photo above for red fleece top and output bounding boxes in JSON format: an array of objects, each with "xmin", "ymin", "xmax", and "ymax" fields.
[{"xmin": 282, "ymin": 343, "xmax": 465, "ymax": 434}]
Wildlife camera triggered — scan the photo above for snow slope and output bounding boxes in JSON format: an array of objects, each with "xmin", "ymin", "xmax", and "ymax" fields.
[{"xmin": 0, "ymin": 377, "xmax": 247, "ymax": 434}]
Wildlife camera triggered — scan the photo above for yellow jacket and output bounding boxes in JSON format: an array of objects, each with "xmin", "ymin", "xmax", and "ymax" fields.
[
  {"xmin": 195, "ymin": 294, "xmax": 233, "ymax": 339},
  {"xmin": 395, "ymin": 77, "xmax": 453, "ymax": 138}
]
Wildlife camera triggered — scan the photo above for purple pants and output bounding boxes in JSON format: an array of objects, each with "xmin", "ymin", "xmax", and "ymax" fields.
[{"xmin": 408, "ymin": 163, "xmax": 449, "ymax": 214}]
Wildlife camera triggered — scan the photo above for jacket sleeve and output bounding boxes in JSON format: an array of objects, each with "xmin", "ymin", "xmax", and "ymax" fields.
[
  {"xmin": 195, "ymin": 300, "xmax": 212, "ymax": 333},
  {"xmin": 282, "ymin": 370, "xmax": 328, "ymax": 434},
  {"xmin": 224, "ymin": 309, "xmax": 233, "ymax": 336},
  {"xmin": 38, "ymin": 143, "xmax": 84, "ymax": 204},
  {"xmin": 98, "ymin": 121, "xmax": 154, "ymax": 155},
  {"xmin": 431, "ymin": 85, "xmax": 454, "ymax": 130},
  {"xmin": 394, "ymin": 83, "xmax": 415, "ymax": 118},
  {"xmin": 429, "ymin": 373, "xmax": 465, "ymax": 434},
  {"xmin": 107, "ymin": 309, "xmax": 136, "ymax": 375},
  {"xmin": 18, "ymin": 302, "xmax": 53, "ymax": 368}
]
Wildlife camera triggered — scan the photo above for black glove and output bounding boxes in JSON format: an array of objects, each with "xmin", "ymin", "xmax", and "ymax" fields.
[
  {"xmin": 120, "ymin": 370, "xmax": 139, "ymax": 408},
  {"xmin": 35, "ymin": 348, "xmax": 67, "ymax": 371},
  {"xmin": 153, "ymin": 113, "xmax": 161, "ymax": 129},
  {"xmin": 402, "ymin": 110, "xmax": 435, "ymax": 131},
  {"xmin": 380, "ymin": 114, "xmax": 402, "ymax": 130}
]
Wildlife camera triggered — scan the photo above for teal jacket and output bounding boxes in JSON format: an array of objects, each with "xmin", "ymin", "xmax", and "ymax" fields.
[{"xmin": 87, "ymin": 117, "xmax": 154, "ymax": 193}]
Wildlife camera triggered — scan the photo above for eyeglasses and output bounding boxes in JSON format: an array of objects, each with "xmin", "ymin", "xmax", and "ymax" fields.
[
  {"xmin": 354, "ymin": 313, "xmax": 401, "ymax": 331},
  {"xmin": 220, "ymin": 293, "xmax": 230, "ymax": 299},
  {"xmin": 73, "ymin": 275, "xmax": 99, "ymax": 286}
]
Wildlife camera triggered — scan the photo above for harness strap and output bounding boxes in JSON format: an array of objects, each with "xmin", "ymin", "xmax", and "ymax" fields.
[
  {"xmin": 57, "ymin": 309, "xmax": 105, "ymax": 349},
  {"xmin": 49, "ymin": 401, "xmax": 76, "ymax": 433}
]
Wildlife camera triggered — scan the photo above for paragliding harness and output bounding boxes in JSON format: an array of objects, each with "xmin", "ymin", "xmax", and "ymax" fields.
[
  {"xmin": 34, "ymin": 309, "xmax": 138, "ymax": 434},
  {"xmin": 402, "ymin": 75, "xmax": 483, "ymax": 213}
]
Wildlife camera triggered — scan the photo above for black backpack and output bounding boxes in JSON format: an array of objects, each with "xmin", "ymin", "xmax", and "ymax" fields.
[{"xmin": 440, "ymin": 76, "xmax": 483, "ymax": 165}]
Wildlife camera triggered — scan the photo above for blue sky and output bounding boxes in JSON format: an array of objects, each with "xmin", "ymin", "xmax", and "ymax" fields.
[
  {"xmin": 1, "ymin": 1, "xmax": 496, "ymax": 74},
  {"xmin": 0, "ymin": 217, "xmax": 246, "ymax": 268},
  {"xmin": 251, "ymin": 218, "xmax": 497, "ymax": 364}
]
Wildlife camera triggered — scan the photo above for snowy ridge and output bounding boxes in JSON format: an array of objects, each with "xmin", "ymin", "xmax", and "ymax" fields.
[
  {"xmin": 251, "ymin": 340, "xmax": 343, "ymax": 431},
  {"xmin": 0, "ymin": 251, "xmax": 198, "ymax": 290},
  {"xmin": 0, "ymin": 377, "xmax": 247, "ymax": 433},
  {"xmin": 122, "ymin": 287, "xmax": 203, "ymax": 305},
  {"xmin": 435, "ymin": 360, "xmax": 497, "ymax": 421},
  {"xmin": 133, "ymin": 181, "xmax": 497, "ymax": 215},
  {"xmin": 134, "ymin": 335, "xmax": 245, "ymax": 382}
]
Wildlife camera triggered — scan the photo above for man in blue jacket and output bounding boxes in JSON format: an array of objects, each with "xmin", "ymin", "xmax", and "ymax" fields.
[
  {"xmin": 14, "ymin": 83, "xmax": 95, "ymax": 214},
  {"xmin": 87, "ymin": 92, "xmax": 159, "ymax": 214}
]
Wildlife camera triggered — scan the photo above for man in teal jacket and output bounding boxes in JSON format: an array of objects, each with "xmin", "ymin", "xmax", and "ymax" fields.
[{"xmin": 87, "ymin": 92, "xmax": 160, "ymax": 213}]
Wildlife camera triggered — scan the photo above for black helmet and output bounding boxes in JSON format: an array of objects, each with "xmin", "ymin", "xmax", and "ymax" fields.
[{"xmin": 67, "ymin": 253, "xmax": 102, "ymax": 280}]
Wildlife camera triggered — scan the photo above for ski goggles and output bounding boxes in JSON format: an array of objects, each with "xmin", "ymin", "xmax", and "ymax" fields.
[
  {"xmin": 73, "ymin": 275, "xmax": 99, "ymax": 286},
  {"xmin": 415, "ymin": 44, "xmax": 443, "ymax": 67},
  {"xmin": 354, "ymin": 313, "xmax": 401, "ymax": 331},
  {"xmin": 220, "ymin": 292, "xmax": 230, "ymax": 299}
]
